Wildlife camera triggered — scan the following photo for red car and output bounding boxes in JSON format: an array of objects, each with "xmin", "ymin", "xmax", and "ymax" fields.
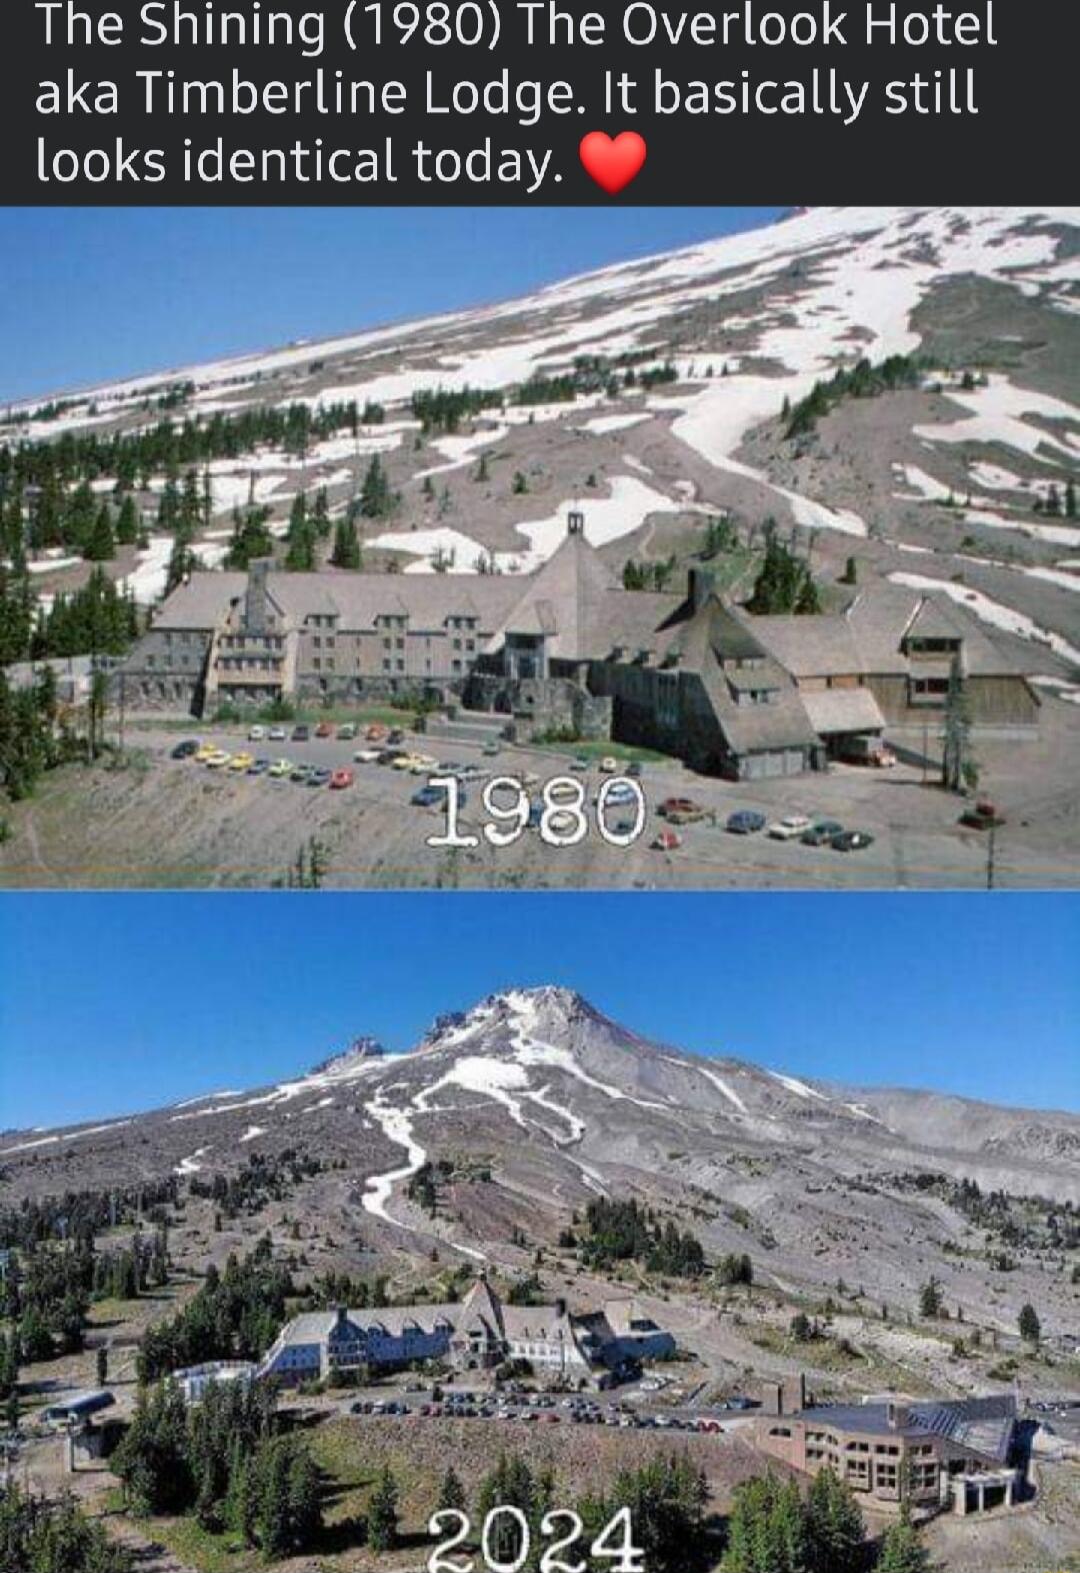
[
  {"xmin": 651, "ymin": 828, "xmax": 682, "ymax": 851},
  {"xmin": 329, "ymin": 768, "xmax": 354, "ymax": 790},
  {"xmin": 315, "ymin": 720, "xmax": 335, "ymax": 738}
]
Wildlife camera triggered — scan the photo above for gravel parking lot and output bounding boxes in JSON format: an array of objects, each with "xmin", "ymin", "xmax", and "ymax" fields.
[{"xmin": 2, "ymin": 705, "xmax": 1078, "ymax": 888}]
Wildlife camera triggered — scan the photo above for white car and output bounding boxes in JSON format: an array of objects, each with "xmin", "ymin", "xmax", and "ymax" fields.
[
  {"xmin": 767, "ymin": 814, "xmax": 813, "ymax": 841},
  {"xmin": 248, "ymin": 724, "xmax": 266, "ymax": 741},
  {"xmin": 268, "ymin": 725, "xmax": 287, "ymax": 741},
  {"xmin": 353, "ymin": 747, "xmax": 382, "ymax": 764}
]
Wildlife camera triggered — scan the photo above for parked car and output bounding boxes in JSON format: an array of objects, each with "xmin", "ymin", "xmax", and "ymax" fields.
[
  {"xmin": 290, "ymin": 764, "xmax": 313, "ymax": 783},
  {"xmin": 353, "ymin": 747, "xmax": 382, "ymax": 764},
  {"xmin": 412, "ymin": 784, "xmax": 445, "ymax": 807},
  {"xmin": 337, "ymin": 723, "xmax": 358, "ymax": 741},
  {"xmin": 247, "ymin": 757, "xmax": 271, "ymax": 776},
  {"xmin": 482, "ymin": 740, "xmax": 501, "ymax": 757},
  {"xmin": 171, "ymin": 739, "xmax": 200, "ymax": 759},
  {"xmin": 228, "ymin": 751, "xmax": 255, "ymax": 772},
  {"xmin": 268, "ymin": 758, "xmax": 293, "ymax": 778},
  {"xmin": 840, "ymin": 736, "xmax": 897, "ymax": 768},
  {"xmin": 651, "ymin": 828, "xmax": 682, "ymax": 851},
  {"xmin": 377, "ymin": 748, "xmax": 407, "ymax": 766},
  {"xmin": 727, "ymin": 810, "xmax": 766, "ymax": 834},
  {"xmin": 599, "ymin": 756, "xmax": 619, "ymax": 774},
  {"xmin": 570, "ymin": 755, "xmax": 589, "ymax": 772},
  {"xmin": 306, "ymin": 768, "xmax": 333, "ymax": 788},
  {"xmin": 658, "ymin": 797, "xmax": 703, "ymax": 822},
  {"xmin": 767, "ymin": 813, "xmax": 812, "ymax": 840},
  {"xmin": 329, "ymin": 768, "xmax": 354, "ymax": 790},
  {"xmin": 315, "ymin": 720, "xmax": 334, "ymax": 738},
  {"xmin": 268, "ymin": 725, "xmax": 287, "ymax": 741},
  {"xmin": 801, "ymin": 819, "xmax": 843, "ymax": 846},
  {"xmin": 365, "ymin": 723, "xmax": 388, "ymax": 741},
  {"xmin": 598, "ymin": 781, "xmax": 639, "ymax": 807},
  {"xmin": 407, "ymin": 753, "xmax": 440, "ymax": 775},
  {"xmin": 204, "ymin": 750, "xmax": 231, "ymax": 769},
  {"xmin": 626, "ymin": 759, "xmax": 643, "ymax": 778},
  {"xmin": 194, "ymin": 743, "xmax": 217, "ymax": 763},
  {"xmin": 291, "ymin": 724, "xmax": 310, "ymax": 742},
  {"xmin": 248, "ymin": 724, "xmax": 266, "ymax": 741},
  {"xmin": 545, "ymin": 809, "xmax": 580, "ymax": 838},
  {"xmin": 831, "ymin": 829, "xmax": 874, "ymax": 851}
]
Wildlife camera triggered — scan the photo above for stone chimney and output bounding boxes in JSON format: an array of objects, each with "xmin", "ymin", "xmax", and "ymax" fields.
[
  {"xmin": 688, "ymin": 566, "xmax": 715, "ymax": 612},
  {"xmin": 567, "ymin": 509, "xmax": 585, "ymax": 537},
  {"xmin": 887, "ymin": 1400, "xmax": 910, "ymax": 1431},
  {"xmin": 245, "ymin": 557, "xmax": 272, "ymax": 635}
]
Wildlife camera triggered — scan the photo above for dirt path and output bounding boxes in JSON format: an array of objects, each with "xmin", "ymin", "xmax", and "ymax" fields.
[{"xmin": 105, "ymin": 1521, "xmax": 199, "ymax": 1573}]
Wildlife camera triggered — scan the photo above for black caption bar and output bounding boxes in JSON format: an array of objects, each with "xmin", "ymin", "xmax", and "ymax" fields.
[{"xmin": 0, "ymin": 0, "xmax": 1071, "ymax": 202}]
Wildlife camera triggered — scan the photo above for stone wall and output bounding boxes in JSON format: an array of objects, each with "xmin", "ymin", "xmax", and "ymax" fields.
[{"xmin": 462, "ymin": 673, "xmax": 612, "ymax": 742}]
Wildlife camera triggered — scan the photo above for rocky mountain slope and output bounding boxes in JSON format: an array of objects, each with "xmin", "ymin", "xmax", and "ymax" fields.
[
  {"xmin": 9, "ymin": 206, "xmax": 1080, "ymax": 691},
  {"xmin": 3, "ymin": 986, "xmax": 1077, "ymax": 1329}
]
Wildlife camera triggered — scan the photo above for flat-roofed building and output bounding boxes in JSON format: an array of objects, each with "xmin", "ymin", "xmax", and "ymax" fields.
[{"xmin": 755, "ymin": 1389, "xmax": 1020, "ymax": 1514}]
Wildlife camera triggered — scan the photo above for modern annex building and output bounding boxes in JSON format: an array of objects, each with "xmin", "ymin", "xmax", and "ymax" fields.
[
  {"xmin": 754, "ymin": 1382, "xmax": 1021, "ymax": 1515},
  {"xmin": 122, "ymin": 514, "xmax": 1039, "ymax": 780},
  {"xmin": 257, "ymin": 1276, "xmax": 675, "ymax": 1386}
]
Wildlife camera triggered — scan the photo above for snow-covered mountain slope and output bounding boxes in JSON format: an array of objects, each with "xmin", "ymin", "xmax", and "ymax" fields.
[
  {"xmin": 4, "ymin": 994, "xmax": 1075, "ymax": 1302},
  {"xmin": 10, "ymin": 206, "xmax": 1079, "ymax": 680}
]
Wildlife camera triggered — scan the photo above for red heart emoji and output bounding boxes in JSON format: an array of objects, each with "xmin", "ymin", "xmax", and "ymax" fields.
[{"xmin": 579, "ymin": 131, "xmax": 647, "ymax": 195}]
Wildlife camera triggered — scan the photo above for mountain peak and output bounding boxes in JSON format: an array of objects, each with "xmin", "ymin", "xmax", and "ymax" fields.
[
  {"xmin": 419, "ymin": 985, "xmax": 601, "ymax": 1051},
  {"xmin": 309, "ymin": 1036, "xmax": 386, "ymax": 1076}
]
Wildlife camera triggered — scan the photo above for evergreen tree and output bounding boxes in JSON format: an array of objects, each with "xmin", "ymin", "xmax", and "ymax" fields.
[
  {"xmin": 330, "ymin": 515, "xmax": 362, "ymax": 570},
  {"xmin": 65, "ymin": 481, "xmax": 98, "ymax": 553},
  {"xmin": 85, "ymin": 504, "xmax": 116, "ymax": 562},
  {"xmin": 747, "ymin": 523, "xmax": 820, "ymax": 615},
  {"xmin": 115, "ymin": 495, "xmax": 140, "ymax": 546},
  {"xmin": 1018, "ymin": 1302, "xmax": 1041, "ymax": 1344},
  {"xmin": 311, "ymin": 487, "xmax": 331, "ymax": 538},
  {"xmin": 360, "ymin": 454, "xmax": 393, "ymax": 518},
  {"xmin": 877, "ymin": 1510, "xmax": 931, "ymax": 1573},
  {"xmin": 224, "ymin": 505, "xmax": 275, "ymax": 570},
  {"xmin": 805, "ymin": 1467, "xmax": 864, "ymax": 1573},
  {"xmin": 285, "ymin": 493, "xmax": 316, "ymax": 572},
  {"xmin": 919, "ymin": 1276, "xmax": 945, "ymax": 1319},
  {"xmin": 436, "ymin": 1466, "xmax": 467, "ymax": 1515},
  {"xmin": 367, "ymin": 1464, "xmax": 399, "ymax": 1551}
]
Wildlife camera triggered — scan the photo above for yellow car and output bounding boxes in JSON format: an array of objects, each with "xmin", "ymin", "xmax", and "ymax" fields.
[
  {"xmin": 194, "ymin": 743, "xmax": 217, "ymax": 763},
  {"xmin": 391, "ymin": 753, "xmax": 420, "ymax": 771},
  {"xmin": 268, "ymin": 758, "xmax": 293, "ymax": 778},
  {"xmin": 204, "ymin": 749, "xmax": 232, "ymax": 769},
  {"xmin": 228, "ymin": 751, "xmax": 255, "ymax": 773},
  {"xmin": 407, "ymin": 753, "xmax": 440, "ymax": 775}
]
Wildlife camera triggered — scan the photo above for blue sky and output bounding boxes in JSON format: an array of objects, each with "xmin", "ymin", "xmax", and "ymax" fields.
[
  {"xmin": 0, "ymin": 207, "xmax": 783, "ymax": 402},
  {"xmin": 1, "ymin": 893, "xmax": 1076, "ymax": 1129}
]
